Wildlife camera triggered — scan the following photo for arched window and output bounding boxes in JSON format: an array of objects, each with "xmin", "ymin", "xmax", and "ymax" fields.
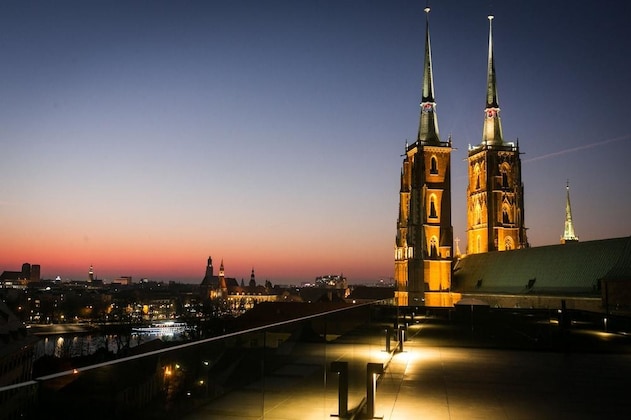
[
  {"xmin": 429, "ymin": 196, "xmax": 437, "ymax": 218},
  {"xmin": 502, "ymin": 207, "xmax": 510, "ymax": 224},
  {"xmin": 430, "ymin": 237, "xmax": 438, "ymax": 258},
  {"xmin": 430, "ymin": 156, "xmax": 438, "ymax": 174},
  {"xmin": 505, "ymin": 237, "xmax": 514, "ymax": 250},
  {"xmin": 500, "ymin": 163, "xmax": 511, "ymax": 188},
  {"xmin": 474, "ymin": 163, "xmax": 481, "ymax": 190},
  {"xmin": 475, "ymin": 203, "xmax": 482, "ymax": 225}
]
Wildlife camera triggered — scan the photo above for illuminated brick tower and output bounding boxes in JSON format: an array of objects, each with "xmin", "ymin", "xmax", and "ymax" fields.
[
  {"xmin": 395, "ymin": 7, "xmax": 453, "ymax": 307},
  {"xmin": 466, "ymin": 15, "xmax": 528, "ymax": 254}
]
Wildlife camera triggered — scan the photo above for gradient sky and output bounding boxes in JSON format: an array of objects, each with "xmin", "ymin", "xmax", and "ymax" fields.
[{"xmin": 1, "ymin": 1, "xmax": 630, "ymax": 285}]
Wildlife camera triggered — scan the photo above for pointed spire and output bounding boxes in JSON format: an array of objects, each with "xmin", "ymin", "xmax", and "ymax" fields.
[
  {"xmin": 249, "ymin": 268, "xmax": 256, "ymax": 287},
  {"xmin": 482, "ymin": 14, "xmax": 504, "ymax": 145},
  {"xmin": 454, "ymin": 237, "xmax": 462, "ymax": 258},
  {"xmin": 561, "ymin": 181, "xmax": 579, "ymax": 243},
  {"xmin": 486, "ymin": 15, "xmax": 499, "ymax": 109},
  {"xmin": 417, "ymin": 6, "xmax": 440, "ymax": 144},
  {"xmin": 218, "ymin": 259, "xmax": 227, "ymax": 291}
]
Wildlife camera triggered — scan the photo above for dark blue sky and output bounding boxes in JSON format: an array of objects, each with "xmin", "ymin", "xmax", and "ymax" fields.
[{"xmin": 1, "ymin": 1, "xmax": 630, "ymax": 283}]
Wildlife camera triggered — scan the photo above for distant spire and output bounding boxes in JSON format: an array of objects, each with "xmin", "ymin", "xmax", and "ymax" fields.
[
  {"xmin": 417, "ymin": 6, "xmax": 440, "ymax": 144},
  {"xmin": 561, "ymin": 181, "xmax": 579, "ymax": 243},
  {"xmin": 454, "ymin": 237, "xmax": 462, "ymax": 257},
  {"xmin": 249, "ymin": 268, "xmax": 256, "ymax": 288},
  {"xmin": 218, "ymin": 259, "xmax": 227, "ymax": 291},
  {"xmin": 481, "ymin": 14, "xmax": 504, "ymax": 145}
]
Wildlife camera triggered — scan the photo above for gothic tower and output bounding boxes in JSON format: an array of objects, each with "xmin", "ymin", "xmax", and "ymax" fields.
[
  {"xmin": 249, "ymin": 268, "xmax": 256, "ymax": 287},
  {"xmin": 395, "ymin": 7, "xmax": 453, "ymax": 307},
  {"xmin": 218, "ymin": 259, "xmax": 227, "ymax": 295},
  {"xmin": 466, "ymin": 15, "xmax": 528, "ymax": 254},
  {"xmin": 561, "ymin": 181, "xmax": 579, "ymax": 243},
  {"xmin": 203, "ymin": 257, "xmax": 214, "ymax": 283}
]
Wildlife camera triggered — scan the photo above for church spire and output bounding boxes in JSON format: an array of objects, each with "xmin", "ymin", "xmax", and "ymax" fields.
[
  {"xmin": 417, "ymin": 6, "xmax": 440, "ymax": 144},
  {"xmin": 218, "ymin": 259, "xmax": 227, "ymax": 291},
  {"xmin": 482, "ymin": 14, "xmax": 504, "ymax": 145},
  {"xmin": 561, "ymin": 181, "xmax": 579, "ymax": 243}
]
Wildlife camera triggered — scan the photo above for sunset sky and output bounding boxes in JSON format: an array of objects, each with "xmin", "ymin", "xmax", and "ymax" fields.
[{"xmin": 1, "ymin": 1, "xmax": 630, "ymax": 284}]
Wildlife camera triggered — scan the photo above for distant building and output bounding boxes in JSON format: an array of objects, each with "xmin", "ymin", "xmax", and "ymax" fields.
[
  {"xmin": 200, "ymin": 256, "xmax": 237, "ymax": 300},
  {"xmin": 0, "ymin": 262, "xmax": 39, "ymax": 287},
  {"xmin": 112, "ymin": 276, "xmax": 133, "ymax": 286},
  {"xmin": 312, "ymin": 274, "xmax": 347, "ymax": 289},
  {"xmin": 200, "ymin": 257, "xmax": 293, "ymax": 313}
]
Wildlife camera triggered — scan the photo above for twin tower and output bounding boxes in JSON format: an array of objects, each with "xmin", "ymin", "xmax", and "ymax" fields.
[{"xmin": 394, "ymin": 9, "xmax": 528, "ymax": 307}]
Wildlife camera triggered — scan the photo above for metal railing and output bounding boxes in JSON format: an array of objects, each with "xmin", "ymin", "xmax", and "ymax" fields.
[{"xmin": 1, "ymin": 301, "xmax": 403, "ymax": 419}]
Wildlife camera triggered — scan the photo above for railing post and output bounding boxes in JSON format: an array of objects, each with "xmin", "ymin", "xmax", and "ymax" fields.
[
  {"xmin": 397, "ymin": 326, "xmax": 406, "ymax": 352},
  {"xmin": 366, "ymin": 362, "xmax": 383, "ymax": 419},
  {"xmin": 330, "ymin": 361, "xmax": 348, "ymax": 418}
]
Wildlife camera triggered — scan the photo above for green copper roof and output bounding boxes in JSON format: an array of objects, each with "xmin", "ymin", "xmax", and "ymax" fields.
[{"xmin": 453, "ymin": 237, "xmax": 631, "ymax": 295}]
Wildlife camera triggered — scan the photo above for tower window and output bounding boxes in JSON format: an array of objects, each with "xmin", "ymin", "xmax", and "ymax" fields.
[
  {"xmin": 474, "ymin": 163, "xmax": 481, "ymax": 190},
  {"xmin": 430, "ymin": 199, "xmax": 437, "ymax": 218},
  {"xmin": 502, "ymin": 204, "xmax": 512, "ymax": 224},
  {"xmin": 430, "ymin": 157, "xmax": 438, "ymax": 174},
  {"xmin": 500, "ymin": 163, "xmax": 511, "ymax": 188},
  {"xmin": 430, "ymin": 237, "xmax": 438, "ymax": 258}
]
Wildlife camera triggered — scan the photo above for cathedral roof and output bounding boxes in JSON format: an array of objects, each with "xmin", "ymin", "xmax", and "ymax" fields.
[{"xmin": 452, "ymin": 237, "xmax": 631, "ymax": 295}]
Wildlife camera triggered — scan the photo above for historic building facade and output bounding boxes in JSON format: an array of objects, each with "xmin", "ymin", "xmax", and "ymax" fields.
[
  {"xmin": 395, "ymin": 8, "xmax": 453, "ymax": 307},
  {"xmin": 465, "ymin": 15, "xmax": 528, "ymax": 255}
]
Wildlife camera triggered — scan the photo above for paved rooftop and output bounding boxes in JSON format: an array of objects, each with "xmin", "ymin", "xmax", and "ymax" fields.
[{"xmin": 183, "ymin": 315, "xmax": 631, "ymax": 419}]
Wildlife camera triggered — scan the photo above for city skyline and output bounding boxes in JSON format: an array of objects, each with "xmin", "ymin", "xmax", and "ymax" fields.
[{"xmin": 1, "ymin": 1, "xmax": 630, "ymax": 284}]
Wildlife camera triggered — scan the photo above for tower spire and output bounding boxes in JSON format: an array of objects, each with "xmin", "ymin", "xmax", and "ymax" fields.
[
  {"xmin": 482, "ymin": 14, "xmax": 504, "ymax": 145},
  {"xmin": 417, "ymin": 6, "xmax": 440, "ymax": 144},
  {"xmin": 561, "ymin": 180, "xmax": 579, "ymax": 243}
]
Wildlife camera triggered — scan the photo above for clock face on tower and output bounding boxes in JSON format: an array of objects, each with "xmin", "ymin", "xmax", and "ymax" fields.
[
  {"xmin": 486, "ymin": 109, "xmax": 497, "ymax": 118},
  {"xmin": 422, "ymin": 103, "xmax": 434, "ymax": 113}
]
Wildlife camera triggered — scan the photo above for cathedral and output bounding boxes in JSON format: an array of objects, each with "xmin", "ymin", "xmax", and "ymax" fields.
[{"xmin": 394, "ymin": 9, "xmax": 631, "ymax": 312}]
